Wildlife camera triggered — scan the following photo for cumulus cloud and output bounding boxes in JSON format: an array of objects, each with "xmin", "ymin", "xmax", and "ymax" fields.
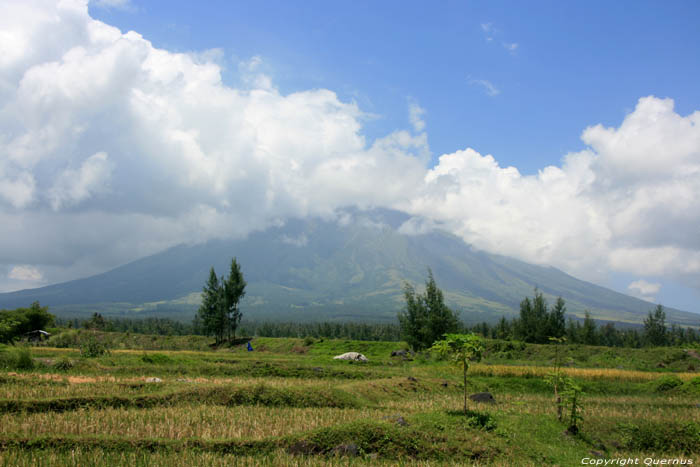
[
  {"xmin": 627, "ymin": 280, "xmax": 661, "ymax": 302},
  {"xmin": 1, "ymin": 0, "xmax": 699, "ymax": 301},
  {"xmin": 402, "ymin": 96, "xmax": 700, "ymax": 289},
  {"xmin": 0, "ymin": 0, "xmax": 427, "ymax": 290}
]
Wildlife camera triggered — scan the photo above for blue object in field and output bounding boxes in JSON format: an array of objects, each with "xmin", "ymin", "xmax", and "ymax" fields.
[{"xmin": 247, "ymin": 342, "xmax": 253, "ymax": 351}]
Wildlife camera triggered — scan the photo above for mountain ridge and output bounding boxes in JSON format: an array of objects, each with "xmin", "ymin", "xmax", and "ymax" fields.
[{"xmin": 1, "ymin": 210, "xmax": 697, "ymax": 326}]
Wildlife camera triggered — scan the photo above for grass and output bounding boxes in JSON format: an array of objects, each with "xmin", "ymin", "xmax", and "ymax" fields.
[{"xmin": 1, "ymin": 336, "xmax": 699, "ymax": 465}]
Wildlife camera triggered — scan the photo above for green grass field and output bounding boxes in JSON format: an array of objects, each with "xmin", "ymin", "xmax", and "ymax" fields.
[{"xmin": 0, "ymin": 335, "xmax": 699, "ymax": 466}]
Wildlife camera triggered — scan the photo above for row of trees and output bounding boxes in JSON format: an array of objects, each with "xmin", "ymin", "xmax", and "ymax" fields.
[
  {"xmin": 398, "ymin": 272, "xmax": 699, "ymax": 350},
  {"xmin": 195, "ymin": 258, "xmax": 247, "ymax": 345},
  {"xmin": 467, "ymin": 296, "xmax": 699, "ymax": 348}
]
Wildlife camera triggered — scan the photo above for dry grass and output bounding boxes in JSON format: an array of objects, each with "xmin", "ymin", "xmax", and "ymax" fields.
[
  {"xmin": 467, "ymin": 363, "xmax": 698, "ymax": 382},
  {"xmin": 0, "ymin": 405, "xmax": 386, "ymax": 440}
]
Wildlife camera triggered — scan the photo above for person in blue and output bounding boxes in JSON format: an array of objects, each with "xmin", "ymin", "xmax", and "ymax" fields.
[{"xmin": 247, "ymin": 342, "xmax": 254, "ymax": 351}]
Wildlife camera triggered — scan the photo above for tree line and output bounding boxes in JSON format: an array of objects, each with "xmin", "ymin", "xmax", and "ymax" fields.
[{"xmin": 465, "ymin": 290, "xmax": 700, "ymax": 348}]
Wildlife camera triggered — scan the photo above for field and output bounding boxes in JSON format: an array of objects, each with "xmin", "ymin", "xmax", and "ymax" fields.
[{"xmin": 0, "ymin": 335, "xmax": 699, "ymax": 466}]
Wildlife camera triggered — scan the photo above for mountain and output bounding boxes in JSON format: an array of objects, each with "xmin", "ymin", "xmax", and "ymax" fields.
[{"xmin": 1, "ymin": 209, "xmax": 698, "ymax": 326}]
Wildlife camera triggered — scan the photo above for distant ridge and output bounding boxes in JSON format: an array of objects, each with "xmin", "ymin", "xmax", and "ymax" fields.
[{"xmin": 1, "ymin": 209, "xmax": 697, "ymax": 326}]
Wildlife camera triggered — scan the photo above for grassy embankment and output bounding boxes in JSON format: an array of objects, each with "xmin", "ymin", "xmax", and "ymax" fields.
[{"xmin": 0, "ymin": 334, "xmax": 698, "ymax": 466}]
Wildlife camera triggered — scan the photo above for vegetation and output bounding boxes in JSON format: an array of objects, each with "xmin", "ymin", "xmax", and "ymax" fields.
[
  {"xmin": 430, "ymin": 333, "xmax": 484, "ymax": 414},
  {"xmin": 1, "ymin": 333, "xmax": 699, "ymax": 465},
  {"xmin": 196, "ymin": 258, "xmax": 247, "ymax": 345},
  {"xmin": 467, "ymin": 294, "xmax": 700, "ymax": 348},
  {"xmin": 0, "ymin": 302, "xmax": 54, "ymax": 343},
  {"xmin": 398, "ymin": 270, "xmax": 460, "ymax": 350}
]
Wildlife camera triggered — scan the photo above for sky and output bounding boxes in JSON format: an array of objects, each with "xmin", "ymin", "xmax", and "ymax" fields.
[{"xmin": 1, "ymin": 0, "xmax": 700, "ymax": 313}]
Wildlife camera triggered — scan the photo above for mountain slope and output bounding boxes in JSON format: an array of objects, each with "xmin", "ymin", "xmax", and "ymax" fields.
[{"xmin": 1, "ymin": 210, "xmax": 697, "ymax": 325}]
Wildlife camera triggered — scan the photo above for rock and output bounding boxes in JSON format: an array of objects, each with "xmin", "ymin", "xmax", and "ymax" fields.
[
  {"xmin": 332, "ymin": 443, "xmax": 359, "ymax": 457},
  {"xmin": 175, "ymin": 378, "xmax": 189, "ymax": 382},
  {"xmin": 469, "ymin": 392, "xmax": 495, "ymax": 404},
  {"xmin": 145, "ymin": 377, "xmax": 162, "ymax": 383},
  {"xmin": 395, "ymin": 416, "xmax": 408, "ymax": 426},
  {"xmin": 333, "ymin": 352, "xmax": 368, "ymax": 362},
  {"xmin": 383, "ymin": 414, "xmax": 409, "ymax": 426},
  {"xmin": 407, "ymin": 376, "xmax": 418, "ymax": 382},
  {"xmin": 391, "ymin": 350, "xmax": 408, "ymax": 357}
]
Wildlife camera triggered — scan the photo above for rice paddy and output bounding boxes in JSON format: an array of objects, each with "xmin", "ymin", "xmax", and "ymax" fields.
[{"xmin": 0, "ymin": 337, "xmax": 698, "ymax": 465}]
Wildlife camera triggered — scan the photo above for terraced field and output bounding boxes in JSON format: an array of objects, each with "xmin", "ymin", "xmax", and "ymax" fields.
[{"xmin": 0, "ymin": 337, "xmax": 698, "ymax": 465}]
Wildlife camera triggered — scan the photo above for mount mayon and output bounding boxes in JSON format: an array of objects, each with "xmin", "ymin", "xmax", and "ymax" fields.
[{"xmin": 2, "ymin": 209, "xmax": 697, "ymax": 326}]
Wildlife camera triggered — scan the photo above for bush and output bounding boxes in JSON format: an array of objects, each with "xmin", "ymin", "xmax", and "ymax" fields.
[
  {"xmin": 54, "ymin": 356, "xmax": 74, "ymax": 371},
  {"xmin": 651, "ymin": 375, "xmax": 684, "ymax": 392},
  {"xmin": 0, "ymin": 346, "xmax": 34, "ymax": 370},
  {"xmin": 303, "ymin": 336, "xmax": 315, "ymax": 346},
  {"xmin": 680, "ymin": 376, "xmax": 700, "ymax": 395},
  {"xmin": 619, "ymin": 421, "xmax": 700, "ymax": 454},
  {"xmin": 48, "ymin": 330, "xmax": 81, "ymax": 348},
  {"xmin": 80, "ymin": 336, "xmax": 109, "ymax": 358}
]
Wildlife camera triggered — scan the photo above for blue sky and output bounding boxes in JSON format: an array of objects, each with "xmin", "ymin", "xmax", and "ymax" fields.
[
  {"xmin": 2, "ymin": 0, "xmax": 700, "ymax": 315},
  {"xmin": 91, "ymin": 0, "xmax": 700, "ymax": 173}
]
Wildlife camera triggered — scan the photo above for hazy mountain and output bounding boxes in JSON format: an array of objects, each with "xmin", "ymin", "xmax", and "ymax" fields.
[{"xmin": 1, "ymin": 209, "xmax": 697, "ymax": 326}]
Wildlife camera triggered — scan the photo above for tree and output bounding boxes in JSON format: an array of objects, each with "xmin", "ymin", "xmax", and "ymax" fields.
[
  {"xmin": 581, "ymin": 311, "xmax": 598, "ymax": 345},
  {"xmin": 398, "ymin": 269, "xmax": 460, "ymax": 350},
  {"xmin": 0, "ymin": 302, "xmax": 54, "ymax": 343},
  {"xmin": 195, "ymin": 259, "xmax": 247, "ymax": 345},
  {"xmin": 197, "ymin": 267, "xmax": 225, "ymax": 344},
  {"xmin": 515, "ymin": 289, "xmax": 559, "ymax": 343},
  {"xmin": 643, "ymin": 304, "xmax": 667, "ymax": 347},
  {"xmin": 223, "ymin": 258, "xmax": 246, "ymax": 341},
  {"xmin": 548, "ymin": 297, "xmax": 566, "ymax": 339},
  {"xmin": 430, "ymin": 333, "xmax": 484, "ymax": 414}
]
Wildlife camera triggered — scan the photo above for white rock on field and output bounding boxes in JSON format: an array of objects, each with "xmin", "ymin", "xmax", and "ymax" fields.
[{"xmin": 333, "ymin": 352, "xmax": 368, "ymax": 362}]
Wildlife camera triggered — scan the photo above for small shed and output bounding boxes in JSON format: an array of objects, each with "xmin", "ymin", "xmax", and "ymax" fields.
[{"xmin": 23, "ymin": 330, "xmax": 51, "ymax": 342}]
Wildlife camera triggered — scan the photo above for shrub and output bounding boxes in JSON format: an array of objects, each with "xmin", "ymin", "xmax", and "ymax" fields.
[
  {"xmin": 680, "ymin": 376, "xmax": 700, "ymax": 395},
  {"xmin": 54, "ymin": 356, "xmax": 74, "ymax": 371},
  {"xmin": 0, "ymin": 346, "xmax": 34, "ymax": 370},
  {"xmin": 651, "ymin": 375, "xmax": 683, "ymax": 392},
  {"xmin": 619, "ymin": 421, "xmax": 700, "ymax": 454},
  {"xmin": 80, "ymin": 336, "xmax": 109, "ymax": 358}
]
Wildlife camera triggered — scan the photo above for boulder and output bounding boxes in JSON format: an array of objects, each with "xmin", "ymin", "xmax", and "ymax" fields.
[
  {"xmin": 333, "ymin": 352, "xmax": 368, "ymax": 362},
  {"xmin": 469, "ymin": 392, "xmax": 495, "ymax": 404}
]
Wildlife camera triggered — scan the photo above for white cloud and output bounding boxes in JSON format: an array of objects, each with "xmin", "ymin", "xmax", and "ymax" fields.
[
  {"xmin": 402, "ymin": 96, "xmax": 700, "ymax": 290},
  {"xmin": 0, "ymin": 0, "xmax": 428, "ymax": 290},
  {"xmin": 8, "ymin": 265, "xmax": 43, "ymax": 282},
  {"xmin": 1, "ymin": 1, "xmax": 700, "ymax": 301},
  {"xmin": 503, "ymin": 42, "xmax": 518, "ymax": 53},
  {"xmin": 48, "ymin": 151, "xmax": 113, "ymax": 210},
  {"xmin": 408, "ymin": 101, "xmax": 426, "ymax": 132},
  {"xmin": 627, "ymin": 279, "xmax": 661, "ymax": 303},
  {"xmin": 89, "ymin": 0, "xmax": 131, "ymax": 9},
  {"xmin": 469, "ymin": 79, "xmax": 500, "ymax": 96}
]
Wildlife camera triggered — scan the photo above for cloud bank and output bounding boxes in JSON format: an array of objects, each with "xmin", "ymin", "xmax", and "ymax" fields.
[{"xmin": 1, "ymin": 1, "xmax": 699, "ymax": 297}]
